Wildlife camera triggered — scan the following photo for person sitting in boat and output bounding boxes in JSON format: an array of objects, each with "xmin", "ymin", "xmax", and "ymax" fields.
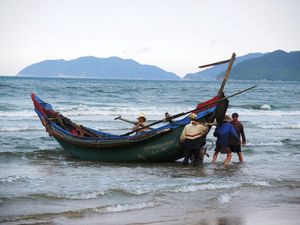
[
  {"xmin": 180, "ymin": 113, "xmax": 209, "ymax": 166},
  {"xmin": 132, "ymin": 113, "xmax": 150, "ymax": 134},
  {"xmin": 212, "ymin": 115, "xmax": 240, "ymax": 165}
]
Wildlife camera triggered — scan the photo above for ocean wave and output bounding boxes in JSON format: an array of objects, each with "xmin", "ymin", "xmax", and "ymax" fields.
[
  {"xmin": 241, "ymin": 180, "xmax": 270, "ymax": 188},
  {"xmin": 256, "ymin": 124, "xmax": 300, "ymax": 129},
  {"xmin": 56, "ymin": 105, "xmax": 188, "ymax": 117},
  {"xmin": 227, "ymin": 108, "xmax": 300, "ymax": 116},
  {"xmin": 247, "ymin": 141, "xmax": 283, "ymax": 147},
  {"xmin": 218, "ymin": 193, "xmax": 231, "ymax": 205},
  {"xmin": 0, "ymin": 175, "xmax": 30, "ymax": 184},
  {"xmin": 93, "ymin": 201, "xmax": 157, "ymax": 213},
  {"xmin": 0, "ymin": 201, "xmax": 159, "ymax": 223},
  {"xmin": 0, "ymin": 127, "xmax": 43, "ymax": 132},
  {"xmin": 0, "ymin": 110, "xmax": 36, "ymax": 117},
  {"xmin": 103, "ymin": 182, "xmax": 242, "ymax": 196},
  {"xmin": 230, "ymin": 104, "xmax": 273, "ymax": 110},
  {"xmin": 32, "ymin": 191, "xmax": 106, "ymax": 200},
  {"xmin": 172, "ymin": 183, "xmax": 240, "ymax": 193},
  {"xmin": 0, "ymin": 105, "xmax": 191, "ymax": 118},
  {"xmin": 255, "ymin": 104, "xmax": 272, "ymax": 110}
]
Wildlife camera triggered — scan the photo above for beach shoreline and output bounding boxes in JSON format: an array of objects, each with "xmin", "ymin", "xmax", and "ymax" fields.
[{"xmin": 2, "ymin": 182, "xmax": 300, "ymax": 225}]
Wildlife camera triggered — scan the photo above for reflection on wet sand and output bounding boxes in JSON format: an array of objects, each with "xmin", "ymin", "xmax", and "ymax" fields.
[{"xmin": 195, "ymin": 217, "xmax": 244, "ymax": 225}]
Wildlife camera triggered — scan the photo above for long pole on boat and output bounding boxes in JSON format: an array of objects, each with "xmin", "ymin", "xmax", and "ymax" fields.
[
  {"xmin": 114, "ymin": 116, "xmax": 137, "ymax": 125},
  {"xmin": 122, "ymin": 85, "xmax": 257, "ymax": 136},
  {"xmin": 217, "ymin": 52, "xmax": 236, "ymax": 96},
  {"xmin": 198, "ymin": 58, "xmax": 232, "ymax": 68}
]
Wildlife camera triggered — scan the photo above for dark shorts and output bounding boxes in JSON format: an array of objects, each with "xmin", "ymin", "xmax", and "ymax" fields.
[
  {"xmin": 214, "ymin": 144, "xmax": 231, "ymax": 154},
  {"xmin": 184, "ymin": 138, "xmax": 204, "ymax": 151},
  {"xmin": 230, "ymin": 145, "xmax": 241, "ymax": 153}
]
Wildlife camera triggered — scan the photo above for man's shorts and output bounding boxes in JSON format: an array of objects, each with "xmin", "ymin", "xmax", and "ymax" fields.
[
  {"xmin": 230, "ymin": 145, "xmax": 241, "ymax": 153},
  {"xmin": 215, "ymin": 144, "xmax": 231, "ymax": 154}
]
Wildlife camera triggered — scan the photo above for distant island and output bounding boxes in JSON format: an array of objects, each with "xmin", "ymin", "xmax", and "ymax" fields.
[
  {"xmin": 18, "ymin": 50, "xmax": 300, "ymax": 81},
  {"xmin": 184, "ymin": 50, "xmax": 300, "ymax": 81},
  {"xmin": 217, "ymin": 50, "xmax": 300, "ymax": 81},
  {"xmin": 18, "ymin": 56, "xmax": 181, "ymax": 80},
  {"xmin": 184, "ymin": 52, "xmax": 264, "ymax": 80}
]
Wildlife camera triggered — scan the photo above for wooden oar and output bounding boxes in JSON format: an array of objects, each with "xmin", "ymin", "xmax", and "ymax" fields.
[
  {"xmin": 218, "ymin": 53, "xmax": 236, "ymax": 95},
  {"xmin": 114, "ymin": 116, "xmax": 137, "ymax": 125},
  {"xmin": 198, "ymin": 58, "xmax": 232, "ymax": 68},
  {"xmin": 122, "ymin": 85, "xmax": 257, "ymax": 136}
]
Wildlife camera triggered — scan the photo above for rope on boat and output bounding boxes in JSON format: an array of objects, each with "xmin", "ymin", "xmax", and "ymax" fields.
[{"xmin": 205, "ymin": 139, "xmax": 215, "ymax": 151}]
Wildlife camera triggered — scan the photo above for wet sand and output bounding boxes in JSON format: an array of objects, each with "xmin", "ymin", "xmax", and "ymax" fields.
[{"xmin": 3, "ymin": 184, "xmax": 299, "ymax": 225}]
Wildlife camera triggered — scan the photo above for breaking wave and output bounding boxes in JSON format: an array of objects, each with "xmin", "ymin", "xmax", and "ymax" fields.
[
  {"xmin": 32, "ymin": 191, "xmax": 106, "ymax": 200},
  {"xmin": 246, "ymin": 141, "xmax": 283, "ymax": 147},
  {"xmin": 252, "ymin": 104, "xmax": 272, "ymax": 110},
  {"xmin": 0, "ymin": 201, "xmax": 158, "ymax": 223},
  {"xmin": 0, "ymin": 110, "xmax": 36, "ymax": 118},
  {"xmin": 0, "ymin": 105, "xmax": 191, "ymax": 118},
  {"xmin": 93, "ymin": 201, "xmax": 157, "ymax": 213},
  {"xmin": 0, "ymin": 126, "xmax": 43, "ymax": 132},
  {"xmin": 227, "ymin": 109, "xmax": 300, "ymax": 116},
  {"xmin": 0, "ymin": 175, "xmax": 33, "ymax": 184},
  {"xmin": 218, "ymin": 193, "xmax": 231, "ymax": 205},
  {"xmin": 256, "ymin": 123, "xmax": 300, "ymax": 129}
]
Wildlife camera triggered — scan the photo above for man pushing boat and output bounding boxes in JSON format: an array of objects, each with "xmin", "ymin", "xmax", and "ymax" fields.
[{"xmin": 180, "ymin": 113, "xmax": 215, "ymax": 166}]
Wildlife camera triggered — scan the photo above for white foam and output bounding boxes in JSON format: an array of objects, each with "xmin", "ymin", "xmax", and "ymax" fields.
[
  {"xmin": 227, "ymin": 108, "xmax": 300, "ymax": 117},
  {"xmin": 0, "ymin": 127, "xmax": 43, "ymax": 132},
  {"xmin": 218, "ymin": 193, "xmax": 231, "ymax": 205},
  {"xmin": 257, "ymin": 124, "xmax": 300, "ymax": 129},
  {"xmin": 56, "ymin": 105, "xmax": 190, "ymax": 117},
  {"xmin": 252, "ymin": 180, "xmax": 270, "ymax": 187},
  {"xmin": 173, "ymin": 183, "xmax": 240, "ymax": 193},
  {"xmin": 63, "ymin": 191, "xmax": 105, "ymax": 200},
  {"xmin": 93, "ymin": 202, "xmax": 157, "ymax": 213},
  {"xmin": 0, "ymin": 110, "xmax": 36, "ymax": 117},
  {"xmin": 0, "ymin": 105, "xmax": 191, "ymax": 119},
  {"xmin": 0, "ymin": 175, "xmax": 25, "ymax": 184},
  {"xmin": 247, "ymin": 142, "xmax": 283, "ymax": 146},
  {"xmin": 259, "ymin": 104, "xmax": 272, "ymax": 110}
]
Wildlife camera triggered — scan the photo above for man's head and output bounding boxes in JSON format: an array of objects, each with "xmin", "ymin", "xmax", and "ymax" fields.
[
  {"xmin": 223, "ymin": 115, "xmax": 232, "ymax": 123},
  {"xmin": 231, "ymin": 112, "xmax": 239, "ymax": 122},
  {"xmin": 137, "ymin": 113, "xmax": 146, "ymax": 123},
  {"xmin": 189, "ymin": 113, "xmax": 197, "ymax": 121}
]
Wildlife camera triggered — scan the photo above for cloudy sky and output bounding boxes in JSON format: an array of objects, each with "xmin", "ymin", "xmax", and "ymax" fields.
[{"xmin": 0, "ymin": 0, "xmax": 299, "ymax": 77}]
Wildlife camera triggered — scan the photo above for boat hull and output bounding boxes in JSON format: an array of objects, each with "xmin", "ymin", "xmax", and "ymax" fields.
[{"xmin": 54, "ymin": 126, "xmax": 186, "ymax": 162}]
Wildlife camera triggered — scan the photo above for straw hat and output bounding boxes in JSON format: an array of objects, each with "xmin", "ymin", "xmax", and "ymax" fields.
[
  {"xmin": 223, "ymin": 115, "xmax": 232, "ymax": 122},
  {"xmin": 137, "ymin": 113, "xmax": 146, "ymax": 121},
  {"xmin": 189, "ymin": 113, "xmax": 197, "ymax": 120}
]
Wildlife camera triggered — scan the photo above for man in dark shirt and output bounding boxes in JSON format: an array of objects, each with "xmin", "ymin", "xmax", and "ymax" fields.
[
  {"xmin": 230, "ymin": 113, "xmax": 246, "ymax": 163},
  {"xmin": 212, "ymin": 115, "xmax": 239, "ymax": 165}
]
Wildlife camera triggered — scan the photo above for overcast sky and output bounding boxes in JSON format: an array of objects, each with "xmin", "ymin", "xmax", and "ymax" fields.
[{"xmin": 0, "ymin": 0, "xmax": 299, "ymax": 77}]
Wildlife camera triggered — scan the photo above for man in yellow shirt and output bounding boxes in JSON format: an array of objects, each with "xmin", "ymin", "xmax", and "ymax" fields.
[{"xmin": 180, "ymin": 113, "xmax": 210, "ymax": 166}]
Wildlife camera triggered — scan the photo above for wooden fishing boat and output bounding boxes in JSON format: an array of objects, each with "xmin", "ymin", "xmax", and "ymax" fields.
[{"xmin": 32, "ymin": 53, "xmax": 251, "ymax": 162}]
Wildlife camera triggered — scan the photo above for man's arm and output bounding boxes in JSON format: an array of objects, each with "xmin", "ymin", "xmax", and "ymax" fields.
[
  {"xmin": 240, "ymin": 123, "xmax": 246, "ymax": 145},
  {"xmin": 180, "ymin": 126, "xmax": 187, "ymax": 142},
  {"xmin": 213, "ymin": 127, "xmax": 220, "ymax": 137}
]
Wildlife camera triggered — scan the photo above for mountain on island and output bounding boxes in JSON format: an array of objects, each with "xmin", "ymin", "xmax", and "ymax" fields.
[
  {"xmin": 217, "ymin": 50, "xmax": 300, "ymax": 81},
  {"xmin": 18, "ymin": 50, "xmax": 300, "ymax": 81},
  {"xmin": 184, "ymin": 53, "xmax": 264, "ymax": 81},
  {"xmin": 18, "ymin": 56, "xmax": 181, "ymax": 80},
  {"xmin": 184, "ymin": 50, "xmax": 300, "ymax": 81}
]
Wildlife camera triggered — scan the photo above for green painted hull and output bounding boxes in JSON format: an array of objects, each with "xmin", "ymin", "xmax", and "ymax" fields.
[{"xmin": 54, "ymin": 126, "xmax": 185, "ymax": 162}]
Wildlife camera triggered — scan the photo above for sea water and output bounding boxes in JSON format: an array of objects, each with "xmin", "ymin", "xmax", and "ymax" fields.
[{"xmin": 0, "ymin": 77, "xmax": 300, "ymax": 224}]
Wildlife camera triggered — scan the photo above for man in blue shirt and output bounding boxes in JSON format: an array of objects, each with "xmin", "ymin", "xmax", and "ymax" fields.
[{"xmin": 212, "ymin": 115, "xmax": 239, "ymax": 165}]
